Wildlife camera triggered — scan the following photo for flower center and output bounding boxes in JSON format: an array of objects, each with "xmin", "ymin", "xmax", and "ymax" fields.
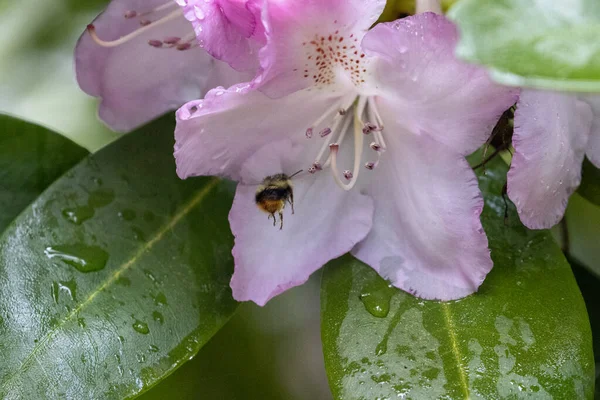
[
  {"xmin": 300, "ymin": 30, "xmax": 368, "ymax": 87},
  {"xmin": 305, "ymin": 95, "xmax": 386, "ymax": 190},
  {"xmin": 87, "ymin": 1, "xmax": 197, "ymax": 51}
]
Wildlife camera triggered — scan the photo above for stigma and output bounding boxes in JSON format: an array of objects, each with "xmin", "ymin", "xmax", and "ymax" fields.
[
  {"xmin": 87, "ymin": 1, "xmax": 198, "ymax": 51},
  {"xmin": 305, "ymin": 94, "xmax": 386, "ymax": 191}
]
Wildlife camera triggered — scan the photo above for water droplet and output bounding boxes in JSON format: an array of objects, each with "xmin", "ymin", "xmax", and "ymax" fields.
[
  {"xmin": 118, "ymin": 209, "xmax": 136, "ymax": 221},
  {"xmin": 118, "ymin": 335, "xmax": 125, "ymax": 344},
  {"xmin": 52, "ymin": 279, "xmax": 78, "ymax": 303},
  {"xmin": 149, "ymin": 344, "xmax": 159, "ymax": 353},
  {"xmin": 87, "ymin": 188, "xmax": 115, "ymax": 208},
  {"xmin": 137, "ymin": 353, "xmax": 147, "ymax": 363},
  {"xmin": 77, "ymin": 317, "xmax": 86, "ymax": 328},
  {"xmin": 61, "ymin": 206, "xmax": 94, "ymax": 225},
  {"xmin": 132, "ymin": 320, "xmax": 150, "ymax": 334},
  {"xmin": 375, "ymin": 340, "xmax": 387, "ymax": 356},
  {"xmin": 358, "ymin": 281, "xmax": 396, "ymax": 318},
  {"xmin": 153, "ymin": 292, "xmax": 168, "ymax": 306},
  {"xmin": 153, "ymin": 311, "xmax": 164, "ymax": 324},
  {"xmin": 144, "ymin": 270, "xmax": 160, "ymax": 285},
  {"xmin": 45, "ymin": 244, "xmax": 108, "ymax": 273}
]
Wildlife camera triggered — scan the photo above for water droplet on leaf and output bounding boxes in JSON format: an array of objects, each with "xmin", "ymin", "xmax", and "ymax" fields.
[
  {"xmin": 61, "ymin": 206, "xmax": 94, "ymax": 225},
  {"xmin": 132, "ymin": 320, "xmax": 150, "ymax": 334},
  {"xmin": 45, "ymin": 244, "xmax": 108, "ymax": 273}
]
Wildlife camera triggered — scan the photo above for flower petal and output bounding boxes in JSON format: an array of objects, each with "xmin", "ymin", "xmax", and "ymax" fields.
[
  {"xmin": 362, "ymin": 13, "xmax": 518, "ymax": 155},
  {"xmin": 176, "ymin": 0, "xmax": 264, "ymax": 71},
  {"xmin": 508, "ymin": 90, "xmax": 593, "ymax": 229},
  {"xmin": 75, "ymin": 0, "xmax": 249, "ymax": 132},
  {"xmin": 582, "ymin": 95, "xmax": 600, "ymax": 168},
  {"xmin": 229, "ymin": 139, "xmax": 374, "ymax": 306},
  {"xmin": 253, "ymin": 0, "xmax": 386, "ymax": 98},
  {"xmin": 174, "ymin": 84, "xmax": 350, "ymax": 181},
  {"xmin": 353, "ymin": 105, "xmax": 491, "ymax": 300}
]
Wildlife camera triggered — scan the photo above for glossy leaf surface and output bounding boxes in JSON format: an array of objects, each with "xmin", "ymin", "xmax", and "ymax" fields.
[
  {"xmin": 321, "ymin": 156, "xmax": 594, "ymax": 399},
  {"xmin": 0, "ymin": 117, "xmax": 238, "ymax": 399},
  {"xmin": 449, "ymin": 0, "xmax": 600, "ymax": 92},
  {"xmin": 0, "ymin": 114, "xmax": 88, "ymax": 232}
]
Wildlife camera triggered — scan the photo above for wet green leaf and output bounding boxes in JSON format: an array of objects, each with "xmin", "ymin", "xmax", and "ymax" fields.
[
  {"xmin": 0, "ymin": 114, "xmax": 88, "ymax": 232},
  {"xmin": 448, "ymin": 0, "xmax": 600, "ymax": 92},
  {"xmin": 321, "ymin": 156, "xmax": 594, "ymax": 399},
  {"xmin": 579, "ymin": 158, "xmax": 600, "ymax": 207},
  {"xmin": 0, "ymin": 116, "xmax": 238, "ymax": 399}
]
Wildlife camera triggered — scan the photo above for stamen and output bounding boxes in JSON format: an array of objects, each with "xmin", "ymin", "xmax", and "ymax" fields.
[
  {"xmin": 312, "ymin": 162, "xmax": 323, "ymax": 171},
  {"xmin": 319, "ymin": 128, "xmax": 332, "ymax": 137},
  {"xmin": 305, "ymin": 128, "xmax": 313, "ymax": 138},
  {"xmin": 124, "ymin": 10, "xmax": 138, "ymax": 19},
  {"xmin": 365, "ymin": 162, "xmax": 376, "ymax": 170},
  {"xmin": 131, "ymin": 2, "xmax": 178, "ymax": 19},
  {"xmin": 370, "ymin": 142, "xmax": 381, "ymax": 152},
  {"xmin": 362, "ymin": 122, "xmax": 378, "ymax": 135},
  {"xmin": 368, "ymin": 98, "xmax": 384, "ymax": 130},
  {"xmin": 329, "ymin": 97, "xmax": 367, "ymax": 191},
  {"xmin": 148, "ymin": 39, "xmax": 163, "ymax": 47},
  {"xmin": 87, "ymin": 9, "xmax": 182, "ymax": 48},
  {"xmin": 343, "ymin": 170, "xmax": 353, "ymax": 180},
  {"xmin": 163, "ymin": 36, "xmax": 181, "ymax": 45}
]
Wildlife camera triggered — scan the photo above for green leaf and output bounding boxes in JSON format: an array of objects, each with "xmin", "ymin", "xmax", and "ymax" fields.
[
  {"xmin": 448, "ymin": 0, "xmax": 600, "ymax": 92},
  {"xmin": 321, "ymin": 156, "xmax": 594, "ymax": 399},
  {"xmin": 0, "ymin": 116, "xmax": 238, "ymax": 399},
  {"xmin": 0, "ymin": 114, "xmax": 89, "ymax": 232},
  {"xmin": 578, "ymin": 158, "xmax": 600, "ymax": 207}
]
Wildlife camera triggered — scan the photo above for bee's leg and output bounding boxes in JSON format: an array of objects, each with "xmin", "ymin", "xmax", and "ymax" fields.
[
  {"xmin": 279, "ymin": 211, "xmax": 284, "ymax": 230},
  {"xmin": 289, "ymin": 193, "xmax": 295, "ymax": 214},
  {"xmin": 268, "ymin": 213, "xmax": 276, "ymax": 227}
]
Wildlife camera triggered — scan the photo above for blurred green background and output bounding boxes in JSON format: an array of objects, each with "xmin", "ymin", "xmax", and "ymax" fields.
[{"xmin": 0, "ymin": 0, "xmax": 598, "ymax": 398}]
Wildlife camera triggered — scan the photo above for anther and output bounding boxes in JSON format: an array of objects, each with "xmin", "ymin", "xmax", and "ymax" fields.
[
  {"xmin": 370, "ymin": 142, "xmax": 381, "ymax": 152},
  {"xmin": 124, "ymin": 10, "xmax": 138, "ymax": 19},
  {"xmin": 140, "ymin": 19, "xmax": 152, "ymax": 26},
  {"xmin": 312, "ymin": 162, "xmax": 323, "ymax": 171},
  {"xmin": 308, "ymin": 166, "xmax": 317, "ymax": 174},
  {"xmin": 163, "ymin": 37, "xmax": 181, "ymax": 45},
  {"xmin": 176, "ymin": 42, "xmax": 192, "ymax": 51},
  {"xmin": 343, "ymin": 170, "xmax": 353, "ymax": 180},
  {"xmin": 339, "ymin": 109, "xmax": 347, "ymax": 116},
  {"xmin": 329, "ymin": 143, "xmax": 339, "ymax": 151},
  {"xmin": 319, "ymin": 128, "xmax": 332, "ymax": 137},
  {"xmin": 362, "ymin": 122, "xmax": 378, "ymax": 134},
  {"xmin": 365, "ymin": 162, "xmax": 376, "ymax": 170},
  {"xmin": 305, "ymin": 128, "xmax": 313, "ymax": 138},
  {"xmin": 148, "ymin": 39, "xmax": 163, "ymax": 47}
]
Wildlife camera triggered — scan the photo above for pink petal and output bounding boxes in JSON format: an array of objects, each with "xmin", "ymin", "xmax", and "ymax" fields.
[
  {"xmin": 582, "ymin": 95, "xmax": 600, "ymax": 168},
  {"xmin": 353, "ymin": 101, "xmax": 492, "ymax": 300},
  {"xmin": 174, "ymin": 85, "xmax": 347, "ymax": 181},
  {"xmin": 253, "ymin": 0, "xmax": 386, "ymax": 98},
  {"xmin": 176, "ymin": 0, "xmax": 264, "ymax": 71},
  {"xmin": 361, "ymin": 13, "xmax": 518, "ymax": 155},
  {"xmin": 229, "ymin": 140, "xmax": 373, "ymax": 306},
  {"xmin": 75, "ymin": 0, "xmax": 250, "ymax": 132},
  {"xmin": 508, "ymin": 90, "xmax": 593, "ymax": 229}
]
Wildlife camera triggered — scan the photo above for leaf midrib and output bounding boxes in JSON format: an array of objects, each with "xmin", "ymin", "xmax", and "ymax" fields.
[
  {"xmin": 442, "ymin": 302, "xmax": 470, "ymax": 399},
  {"xmin": 0, "ymin": 178, "xmax": 220, "ymax": 393}
]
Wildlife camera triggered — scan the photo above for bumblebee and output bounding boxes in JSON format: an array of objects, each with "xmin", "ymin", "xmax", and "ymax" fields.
[{"xmin": 255, "ymin": 171, "xmax": 302, "ymax": 230}]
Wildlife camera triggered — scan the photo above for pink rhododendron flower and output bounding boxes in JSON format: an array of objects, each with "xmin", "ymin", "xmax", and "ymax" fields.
[
  {"xmin": 508, "ymin": 91, "xmax": 600, "ymax": 229},
  {"xmin": 176, "ymin": 0, "xmax": 265, "ymax": 71},
  {"xmin": 174, "ymin": 0, "xmax": 518, "ymax": 306},
  {"xmin": 75, "ymin": 0, "xmax": 260, "ymax": 132}
]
